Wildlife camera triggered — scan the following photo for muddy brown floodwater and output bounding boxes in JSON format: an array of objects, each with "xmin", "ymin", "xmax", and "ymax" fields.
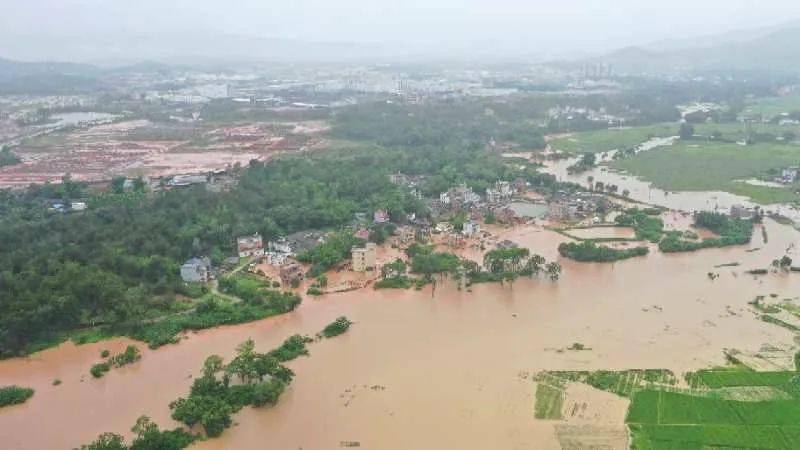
[{"xmin": 0, "ymin": 219, "xmax": 799, "ymax": 450}]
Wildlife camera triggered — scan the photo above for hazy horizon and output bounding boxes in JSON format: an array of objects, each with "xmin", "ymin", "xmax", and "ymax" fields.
[{"xmin": 3, "ymin": 0, "xmax": 800, "ymax": 63}]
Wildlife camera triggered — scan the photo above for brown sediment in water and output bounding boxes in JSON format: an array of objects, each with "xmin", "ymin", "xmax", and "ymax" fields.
[{"xmin": 0, "ymin": 219, "xmax": 798, "ymax": 450}]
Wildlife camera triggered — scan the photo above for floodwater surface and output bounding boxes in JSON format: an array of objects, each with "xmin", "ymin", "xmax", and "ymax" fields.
[{"xmin": 1, "ymin": 219, "xmax": 798, "ymax": 450}]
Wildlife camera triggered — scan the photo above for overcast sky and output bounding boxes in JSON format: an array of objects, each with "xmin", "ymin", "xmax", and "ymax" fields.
[{"xmin": 2, "ymin": 0, "xmax": 800, "ymax": 62}]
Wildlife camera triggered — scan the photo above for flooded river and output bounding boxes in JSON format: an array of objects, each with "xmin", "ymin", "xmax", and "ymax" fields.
[
  {"xmin": 1, "ymin": 218, "xmax": 798, "ymax": 449},
  {"xmin": 541, "ymin": 137, "xmax": 800, "ymax": 224}
]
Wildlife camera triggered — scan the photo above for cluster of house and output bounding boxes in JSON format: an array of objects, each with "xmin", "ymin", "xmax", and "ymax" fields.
[
  {"xmin": 47, "ymin": 199, "xmax": 88, "ymax": 213},
  {"xmin": 437, "ymin": 179, "xmax": 527, "ymax": 212},
  {"xmin": 107, "ymin": 170, "xmax": 238, "ymax": 195},
  {"xmin": 547, "ymin": 190, "xmax": 611, "ymax": 222},
  {"xmin": 388, "ymin": 172, "xmax": 425, "ymax": 199}
]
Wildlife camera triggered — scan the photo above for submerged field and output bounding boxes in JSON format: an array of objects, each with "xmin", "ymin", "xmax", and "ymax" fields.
[
  {"xmin": 548, "ymin": 124, "xmax": 677, "ymax": 153},
  {"xmin": 610, "ymin": 141, "xmax": 800, "ymax": 204}
]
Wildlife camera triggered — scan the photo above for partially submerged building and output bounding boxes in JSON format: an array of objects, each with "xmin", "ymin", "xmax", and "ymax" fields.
[{"xmin": 352, "ymin": 243, "xmax": 377, "ymax": 272}]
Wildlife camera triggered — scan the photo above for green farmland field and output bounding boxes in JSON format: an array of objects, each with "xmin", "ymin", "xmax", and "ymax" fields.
[
  {"xmin": 742, "ymin": 94, "xmax": 800, "ymax": 120},
  {"xmin": 611, "ymin": 141, "xmax": 800, "ymax": 204},
  {"xmin": 627, "ymin": 389, "xmax": 800, "ymax": 449},
  {"xmin": 685, "ymin": 369, "xmax": 796, "ymax": 389},
  {"xmin": 549, "ymin": 124, "xmax": 678, "ymax": 154}
]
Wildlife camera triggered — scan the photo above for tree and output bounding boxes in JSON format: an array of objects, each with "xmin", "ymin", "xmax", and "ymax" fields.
[
  {"xmin": 80, "ymin": 433, "xmax": 127, "ymax": 450},
  {"xmin": 679, "ymin": 123, "xmax": 694, "ymax": 140},
  {"xmin": 250, "ymin": 379, "xmax": 286, "ymax": 406},
  {"xmin": 545, "ymin": 262, "xmax": 562, "ymax": 281},
  {"xmin": 526, "ymin": 254, "xmax": 546, "ymax": 275},
  {"xmin": 129, "ymin": 416, "xmax": 194, "ymax": 450},
  {"xmin": 170, "ymin": 395, "xmax": 232, "ymax": 437},
  {"xmin": 226, "ymin": 338, "xmax": 259, "ymax": 383},
  {"xmin": 381, "ymin": 258, "xmax": 407, "ymax": 279},
  {"xmin": 110, "ymin": 177, "xmax": 126, "ymax": 194}
]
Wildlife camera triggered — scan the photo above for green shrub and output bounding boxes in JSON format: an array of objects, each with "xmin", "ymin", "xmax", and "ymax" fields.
[
  {"xmin": 321, "ymin": 316, "xmax": 353, "ymax": 338},
  {"xmin": 0, "ymin": 385, "xmax": 34, "ymax": 407},
  {"xmin": 91, "ymin": 362, "xmax": 111, "ymax": 378},
  {"xmin": 558, "ymin": 241, "xmax": 648, "ymax": 262}
]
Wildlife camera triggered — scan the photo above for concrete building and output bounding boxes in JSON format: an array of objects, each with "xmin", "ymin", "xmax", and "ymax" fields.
[
  {"xmin": 730, "ymin": 204, "xmax": 754, "ymax": 220},
  {"xmin": 181, "ymin": 257, "xmax": 211, "ymax": 283},
  {"xmin": 462, "ymin": 219, "xmax": 481, "ymax": 237},
  {"xmin": 352, "ymin": 243, "xmax": 377, "ymax": 272},
  {"xmin": 237, "ymin": 233, "xmax": 264, "ymax": 258},
  {"xmin": 486, "ymin": 180, "xmax": 513, "ymax": 203}
]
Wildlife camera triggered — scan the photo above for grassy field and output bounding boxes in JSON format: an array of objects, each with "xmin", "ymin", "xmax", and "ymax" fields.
[
  {"xmin": 626, "ymin": 366, "xmax": 800, "ymax": 450},
  {"xmin": 692, "ymin": 122, "xmax": 800, "ymax": 142},
  {"xmin": 611, "ymin": 141, "xmax": 800, "ymax": 204},
  {"xmin": 742, "ymin": 94, "xmax": 800, "ymax": 120},
  {"xmin": 627, "ymin": 389, "xmax": 800, "ymax": 449},
  {"xmin": 534, "ymin": 383, "xmax": 564, "ymax": 419},
  {"xmin": 685, "ymin": 369, "xmax": 796, "ymax": 389},
  {"xmin": 549, "ymin": 124, "xmax": 678, "ymax": 153},
  {"xmin": 549, "ymin": 122, "xmax": 800, "ymax": 156}
]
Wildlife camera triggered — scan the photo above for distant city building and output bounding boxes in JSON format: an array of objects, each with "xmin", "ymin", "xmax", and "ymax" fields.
[
  {"xmin": 352, "ymin": 243, "xmax": 377, "ymax": 272},
  {"xmin": 181, "ymin": 257, "xmax": 211, "ymax": 283}
]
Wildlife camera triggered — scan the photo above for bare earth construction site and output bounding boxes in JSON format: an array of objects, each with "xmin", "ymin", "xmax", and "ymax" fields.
[{"xmin": 0, "ymin": 118, "xmax": 328, "ymax": 187}]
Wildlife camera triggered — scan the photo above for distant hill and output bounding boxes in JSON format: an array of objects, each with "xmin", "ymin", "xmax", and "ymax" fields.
[
  {"xmin": 0, "ymin": 57, "xmax": 103, "ymax": 95},
  {"xmin": 0, "ymin": 57, "xmax": 99, "ymax": 79},
  {"xmin": 589, "ymin": 22, "xmax": 800, "ymax": 74}
]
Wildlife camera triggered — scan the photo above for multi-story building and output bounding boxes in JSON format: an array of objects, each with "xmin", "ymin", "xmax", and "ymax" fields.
[{"xmin": 352, "ymin": 243, "xmax": 377, "ymax": 272}]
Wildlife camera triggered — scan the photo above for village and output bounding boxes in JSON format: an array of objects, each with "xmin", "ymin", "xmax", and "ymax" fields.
[{"xmin": 173, "ymin": 170, "xmax": 632, "ymax": 302}]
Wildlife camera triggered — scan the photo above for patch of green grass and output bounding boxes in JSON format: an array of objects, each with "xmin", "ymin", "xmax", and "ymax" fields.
[
  {"xmin": 630, "ymin": 424, "xmax": 800, "ymax": 450},
  {"xmin": 534, "ymin": 383, "xmax": 564, "ymax": 419},
  {"xmin": 741, "ymin": 94, "xmax": 800, "ymax": 120},
  {"xmin": 0, "ymin": 385, "xmax": 35, "ymax": 407},
  {"xmin": 627, "ymin": 389, "xmax": 800, "ymax": 449},
  {"xmin": 611, "ymin": 141, "xmax": 800, "ymax": 204},
  {"xmin": 628, "ymin": 390, "xmax": 800, "ymax": 425},
  {"xmin": 685, "ymin": 370, "xmax": 796, "ymax": 390},
  {"xmin": 693, "ymin": 122, "xmax": 800, "ymax": 142},
  {"xmin": 549, "ymin": 124, "xmax": 677, "ymax": 154}
]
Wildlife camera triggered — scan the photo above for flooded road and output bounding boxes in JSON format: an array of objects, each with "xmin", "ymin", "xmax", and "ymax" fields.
[{"xmin": 1, "ymin": 219, "xmax": 798, "ymax": 449}]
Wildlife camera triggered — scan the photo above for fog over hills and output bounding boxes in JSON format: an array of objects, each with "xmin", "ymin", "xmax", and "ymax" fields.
[
  {"xmin": 3, "ymin": 19, "xmax": 800, "ymax": 77},
  {"xmin": 589, "ymin": 21, "xmax": 800, "ymax": 74}
]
